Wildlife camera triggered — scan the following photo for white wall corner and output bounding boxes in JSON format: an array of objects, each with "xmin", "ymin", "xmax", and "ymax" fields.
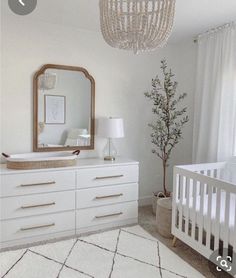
[{"xmin": 138, "ymin": 195, "xmax": 152, "ymax": 207}]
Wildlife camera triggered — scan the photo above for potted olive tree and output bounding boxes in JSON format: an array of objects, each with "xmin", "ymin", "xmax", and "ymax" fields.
[{"xmin": 144, "ymin": 59, "xmax": 189, "ymax": 218}]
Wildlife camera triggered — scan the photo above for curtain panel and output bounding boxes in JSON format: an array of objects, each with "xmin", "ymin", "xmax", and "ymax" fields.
[{"xmin": 193, "ymin": 23, "xmax": 236, "ymax": 163}]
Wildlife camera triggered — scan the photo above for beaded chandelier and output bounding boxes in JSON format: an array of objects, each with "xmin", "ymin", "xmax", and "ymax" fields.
[{"xmin": 99, "ymin": 0, "xmax": 176, "ymax": 54}]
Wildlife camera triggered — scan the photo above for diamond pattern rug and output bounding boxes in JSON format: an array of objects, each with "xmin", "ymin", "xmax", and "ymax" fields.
[{"xmin": 0, "ymin": 225, "xmax": 204, "ymax": 278}]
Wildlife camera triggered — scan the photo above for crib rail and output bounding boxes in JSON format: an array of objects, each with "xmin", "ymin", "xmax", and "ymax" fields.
[
  {"xmin": 177, "ymin": 161, "xmax": 226, "ymax": 173},
  {"xmin": 172, "ymin": 164, "xmax": 236, "ymax": 262}
]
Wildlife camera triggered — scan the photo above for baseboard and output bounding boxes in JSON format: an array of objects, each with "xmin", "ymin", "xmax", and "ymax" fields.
[
  {"xmin": 0, "ymin": 230, "xmax": 75, "ymax": 252},
  {"xmin": 76, "ymin": 218, "xmax": 138, "ymax": 235},
  {"xmin": 138, "ymin": 196, "xmax": 152, "ymax": 207}
]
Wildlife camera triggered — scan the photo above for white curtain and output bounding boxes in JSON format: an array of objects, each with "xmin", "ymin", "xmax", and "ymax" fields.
[{"xmin": 193, "ymin": 23, "xmax": 236, "ymax": 163}]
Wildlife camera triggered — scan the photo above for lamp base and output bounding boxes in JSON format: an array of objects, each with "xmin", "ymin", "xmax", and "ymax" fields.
[{"xmin": 104, "ymin": 156, "xmax": 115, "ymax": 161}]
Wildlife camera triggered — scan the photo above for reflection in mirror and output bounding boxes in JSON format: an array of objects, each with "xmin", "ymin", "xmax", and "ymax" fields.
[{"xmin": 34, "ymin": 65, "xmax": 95, "ymax": 151}]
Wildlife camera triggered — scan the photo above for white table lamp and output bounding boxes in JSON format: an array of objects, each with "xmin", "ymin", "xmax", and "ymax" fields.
[{"xmin": 97, "ymin": 117, "xmax": 124, "ymax": 161}]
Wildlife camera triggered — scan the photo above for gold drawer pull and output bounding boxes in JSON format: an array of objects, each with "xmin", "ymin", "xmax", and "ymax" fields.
[
  {"xmin": 95, "ymin": 212, "xmax": 123, "ymax": 219},
  {"xmin": 95, "ymin": 175, "xmax": 124, "ymax": 180},
  {"xmin": 20, "ymin": 223, "xmax": 55, "ymax": 231},
  {"xmin": 21, "ymin": 202, "xmax": 56, "ymax": 209},
  {"xmin": 20, "ymin": 181, "xmax": 56, "ymax": 187},
  {"xmin": 95, "ymin": 193, "xmax": 123, "ymax": 200}
]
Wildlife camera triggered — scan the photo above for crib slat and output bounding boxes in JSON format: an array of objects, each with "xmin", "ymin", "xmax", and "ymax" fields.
[
  {"xmin": 191, "ymin": 179, "xmax": 197, "ymax": 240},
  {"xmin": 179, "ymin": 175, "xmax": 184, "ymax": 232},
  {"xmin": 214, "ymin": 187, "xmax": 221, "ymax": 251},
  {"xmin": 185, "ymin": 177, "xmax": 190, "ymax": 234},
  {"xmin": 210, "ymin": 169, "xmax": 215, "ymax": 178},
  {"xmin": 206, "ymin": 184, "xmax": 213, "ymax": 249},
  {"xmin": 233, "ymin": 195, "xmax": 236, "ymax": 259},
  {"xmin": 199, "ymin": 182, "xmax": 204, "ymax": 244},
  {"xmin": 216, "ymin": 168, "xmax": 221, "ymax": 179},
  {"xmin": 183, "ymin": 176, "xmax": 187, "ymax": 199},
  {"xmin": 196, "ymin": 179, "xmax": 200, "ymax": 196},
  {"xmin": 172, "ymin": 171, "xmax": 179, "ymax": 232},
  {"xmin": 223, "ymin": 191, "xmax": 230, "ymax": 250},
  {"xmin": 203, "ymin": 171, "xmax": 208, "ymax": 195},
  {"xmin": 176, "ymin": 174, "xmax": 180, "ymax": 202}
]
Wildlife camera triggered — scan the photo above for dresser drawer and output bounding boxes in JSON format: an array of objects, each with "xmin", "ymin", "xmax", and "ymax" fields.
[
  {"xmin": 0, "ymin": 211, "xmax": 75, "ymax": 242},
  {"xmin": 0, "ymin": 171, "xmax": 76, "ymax": 197},
  {"xmin": 76, "ymin": 201, "xmax": 138, "ymax": 229},
  {"xmin": 76, "ymin": 183, "xmax": 138, "ymax": 209},
  {"xmin": 0, "ymin": 191, "xmax": 75, "ymax": 220},
  {"xmin": 77, "ymin": 165, "xmax": 138, "ymax": 188}
]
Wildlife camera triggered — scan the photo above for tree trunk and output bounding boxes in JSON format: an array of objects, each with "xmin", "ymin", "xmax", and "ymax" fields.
[{"xmin": 162, "ymin": 160, "xmax": 167, "ymax": 196}]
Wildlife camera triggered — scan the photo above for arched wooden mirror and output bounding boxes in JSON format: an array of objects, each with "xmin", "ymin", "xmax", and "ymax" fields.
[{"xmin": 33, "ymin": 64, "xmax": 95, "ymax": 152}]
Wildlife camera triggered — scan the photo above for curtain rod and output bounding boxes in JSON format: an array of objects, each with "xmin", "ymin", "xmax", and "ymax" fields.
[{"xmin": 193, "ymin": 21, "xmax": 235, "ymax": 43}]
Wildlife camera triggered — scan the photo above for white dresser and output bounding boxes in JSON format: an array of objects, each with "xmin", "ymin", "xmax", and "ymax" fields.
[{"xmin": 0, "ymin": 158, "xmax": 139, "ymax": 250}]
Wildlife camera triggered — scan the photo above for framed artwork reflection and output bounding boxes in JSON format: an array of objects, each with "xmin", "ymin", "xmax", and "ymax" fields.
[{"xmin": 44, "ymin": 95, "xmax": 66, "ymax": 124}]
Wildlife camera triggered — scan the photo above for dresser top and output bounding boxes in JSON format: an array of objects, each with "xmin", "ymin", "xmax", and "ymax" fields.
[{"xmin": 0, "ymin": 157, "xmax": 139, "ymax": 175}]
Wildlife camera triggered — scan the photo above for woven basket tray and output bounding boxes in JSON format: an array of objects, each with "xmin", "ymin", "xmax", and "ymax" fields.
[{"xmin": 7, "ymin": 159, "xmax": 77, "ymax": 170}]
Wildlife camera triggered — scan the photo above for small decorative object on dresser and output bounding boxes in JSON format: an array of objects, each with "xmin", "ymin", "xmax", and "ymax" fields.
[
  {"xmin": 144, "ymin": 59, "xmax": 189, "ymax": 237},
  {"xmin": 97, "ymin": 117, "xmax": 124, "ymax": 161},
  {"xmin": 0, "ymin": 157, "xmax": 139, "ymax": 250}
]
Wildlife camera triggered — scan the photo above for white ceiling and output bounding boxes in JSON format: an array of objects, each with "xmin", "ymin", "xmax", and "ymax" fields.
[{"xmin": 3, "ymin": 0, "xmax": 236, "ymax": 43}]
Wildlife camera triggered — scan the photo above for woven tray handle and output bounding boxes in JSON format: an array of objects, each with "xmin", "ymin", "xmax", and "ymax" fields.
[
  {"xmin": 2, "ymin": 153, "xmax": 10, "ymax": 158},
  {"xmin": 72, "ymin": 150, "xmax": 80, "ymax": 156}
]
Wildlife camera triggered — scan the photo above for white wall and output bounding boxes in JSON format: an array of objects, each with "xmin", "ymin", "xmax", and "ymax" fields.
[
  {"xmin": 0, "ymin": 10, "xmax": 197, "ymax": 205},
  {"xmin": 165, "ymin": 41, "xmax": 197, "ymax": 190}
]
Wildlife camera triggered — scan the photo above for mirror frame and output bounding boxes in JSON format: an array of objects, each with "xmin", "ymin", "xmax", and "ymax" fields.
[{"xmin": 33, "ymin": 64, "xmax": 95, "ymax": 152}]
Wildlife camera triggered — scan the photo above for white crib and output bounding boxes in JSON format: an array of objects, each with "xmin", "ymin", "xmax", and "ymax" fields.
[{"xmin": 172, "ymin": 161, "xmax": 236, "ymax": 263}]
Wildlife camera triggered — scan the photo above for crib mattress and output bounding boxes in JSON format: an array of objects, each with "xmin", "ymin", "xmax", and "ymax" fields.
[{"xmin": 177, "ymin": 192, "xmax": 236, "ymax": 245}]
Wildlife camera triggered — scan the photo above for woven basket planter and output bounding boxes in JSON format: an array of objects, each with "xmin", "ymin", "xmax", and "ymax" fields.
[
  {"xmin": 156, "ymin": 197, "xmax": 172, "ymax": 238},
  {"xmin": 152, "ymin": 192, "xmax": 166, "ymax": 215}
]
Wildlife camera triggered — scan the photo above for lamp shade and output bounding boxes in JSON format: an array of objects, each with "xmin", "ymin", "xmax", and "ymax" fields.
[{"xmin": 97, "ymin": 118, "xmax": 124, "ymax": 138}]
